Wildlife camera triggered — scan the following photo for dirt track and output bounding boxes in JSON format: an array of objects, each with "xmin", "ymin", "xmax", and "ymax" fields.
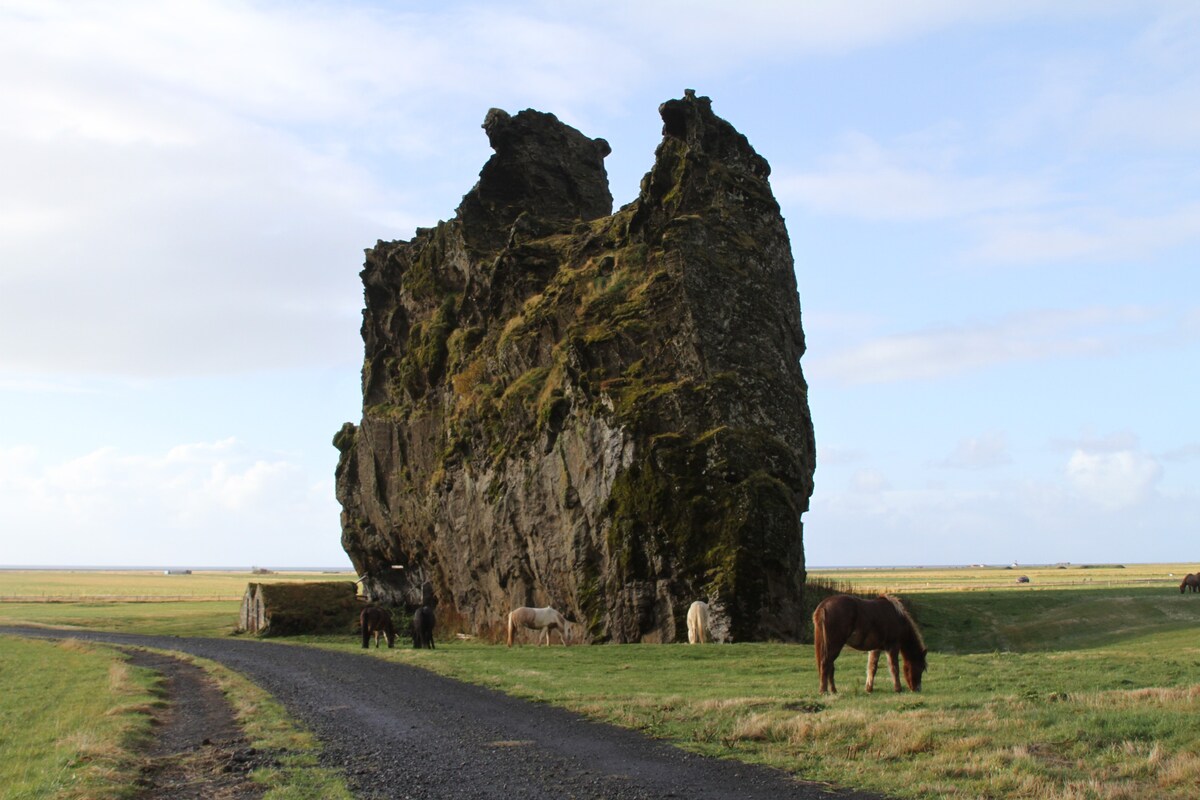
[{"xmin": 2, "ymin": 627, "xmax": 885, "ymax": 799}]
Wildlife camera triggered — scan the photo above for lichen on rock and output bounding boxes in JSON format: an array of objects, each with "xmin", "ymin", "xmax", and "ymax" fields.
[{"xmin": 335, "ymin": 92, "xmax": 815, "ymax": 642}]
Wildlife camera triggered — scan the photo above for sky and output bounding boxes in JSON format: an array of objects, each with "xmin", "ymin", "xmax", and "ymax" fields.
[{"xmin": 1, "ymin": 1, "xmax": 1197, "ymax": 568}]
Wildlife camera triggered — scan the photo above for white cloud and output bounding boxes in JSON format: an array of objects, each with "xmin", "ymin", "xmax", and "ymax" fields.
[
  {"xmin": 851, "ymin": 468, "xmax": 890, "ymax": 494},
  {"xmin": 969, "ymin": 204, "xmax": 1200, "ymax": 264},
  {"xmin": 616, "ymin": 1, "xmax": 1131, "ymax": 62},
  {"xmin": 1161, "ymin": 443, "xmax": 1200, "ymax": 463},
  {"xmin": 937, "ymin": 433, "xmax": 1011, "ymax": 470},
  {"xmin": 0, "ymin": 439, "xmax": 344, "ymax": 566},
  {"xmin": 775, "ymin": 133, "xmax": 1055, "ymax": 222},
  {"xmin": 807, "ymin": 461, "xmax": 1194, "ymax": 567},
  {"xmin": 0, "ymin": 1, "xmax": 643, "ymax": 378},
  {"xmin": 1051, "ymin": 431, "xmax": 1140, "ymax": 453},
  {"xmin": 809, "ymin": 306, "xmax": 1158, "ymax": 385},
  {"xmin": 1065, "ymin": 448, "xmax": 1162, "ymax": 510}
]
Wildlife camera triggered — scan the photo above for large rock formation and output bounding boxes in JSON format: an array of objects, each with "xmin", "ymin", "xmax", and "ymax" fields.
[{"xmin": 334, "ymin": 92, "xmax": 815, "ymax": 642}]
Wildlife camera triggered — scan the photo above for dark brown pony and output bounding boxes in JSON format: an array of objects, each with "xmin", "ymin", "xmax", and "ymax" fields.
[
  {"xmin": 411, "ymin": 605, "xmax": 435, "ymax": 649},
  {"xmin": 813, "ymin": 594, "xmax": 927, "ymax": 694},
  {"xmin": 1180, "ymin": 574, "xmax": 1200, "ymax": 594},
  {"xmin": 360, "ymin": 606, "xmax": 395, "ymax": 649}
]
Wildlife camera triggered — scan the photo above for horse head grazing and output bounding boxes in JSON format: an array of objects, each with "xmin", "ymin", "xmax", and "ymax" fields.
[
  {"xmin": 902, "ymin": 645, "xmax": 928, "ymax": 692},
  {"xmin": 885, "ymin": 595, "xmax": 927, "ymax": 692}
]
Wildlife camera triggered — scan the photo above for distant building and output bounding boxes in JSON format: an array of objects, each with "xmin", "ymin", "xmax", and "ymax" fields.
[{"xmin": 164, "ymin": 569, "xmax": 192, "ymax": 575}]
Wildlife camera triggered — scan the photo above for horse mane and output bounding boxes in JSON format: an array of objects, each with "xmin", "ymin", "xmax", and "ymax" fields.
[{"xmin": 882, "ymin": 595, "xmax": 925, "ymax": 651}]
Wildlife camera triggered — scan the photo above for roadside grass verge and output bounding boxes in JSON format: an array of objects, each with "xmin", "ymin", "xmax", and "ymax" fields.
[
  {"xmin": 0, "ymin": 636, "xmax": 158, "ymax": 799},
  {"xmin": 0, "ymin": 634, "xmax": 353, "ymax": 800}
]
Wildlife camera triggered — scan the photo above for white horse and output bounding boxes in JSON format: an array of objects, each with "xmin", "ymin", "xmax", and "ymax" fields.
[
  {"xmin": 686, "ymin": 600, "xmax": 709, "ymax": 644},
  {"xmin": 507, "ymin": 606, "xmax": 570, "ymax": 646}
]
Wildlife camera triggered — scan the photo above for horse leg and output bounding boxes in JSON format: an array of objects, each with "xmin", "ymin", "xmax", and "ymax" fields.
[
  {"xmin": 821, "ymin": 642, "xmax": 843, "ymax": 694},
  {"xmin": 865, "ymin": 650, "xmax": 879, "ymax": 693},
  {"xmin": 887, "ymin": 648, "xmax": 902, "ymax": 692}
]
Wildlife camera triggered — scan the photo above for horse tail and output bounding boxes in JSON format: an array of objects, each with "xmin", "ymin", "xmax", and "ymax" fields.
[
  {"xmin": 506, "ymin": 611, "xmax": 514, "ymax": 647},
  {"xmin": 812, "ymin": 604, "xmax": 826, "ymax": 673},
  {"xmin": 811, "ymin": 604, "xmax": 830, "ymax": 686}
]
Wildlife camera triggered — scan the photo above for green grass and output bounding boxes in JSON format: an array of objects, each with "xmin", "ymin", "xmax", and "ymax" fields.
[
  {"xmin": 0, "ymin": 600, "xmax": 241, "ymax": 638},
  {"xmin": 0, "ymin": 570, "xmax": 360, "ymax": 637},
  {"xmin": 0, "ymin": 635, "xmax": 353, "ymax": 800},
  {"xmin": 910, "ymin": 586, "xmax": 1200, "ymax": 653},
  {"xmin": 0, "ymin": 569, "xmax": 355, "ymax": 600},
  {"xmin": 808, "ymin": 562, "xmax": 1186, "ymax": 593},
  {"xmin": 0, "ymin": 636, "xmax": 158, "ymax": 799},
  {"xmin": 295, "ymin": 575, "xmax": 1200, "ymax": 800}
]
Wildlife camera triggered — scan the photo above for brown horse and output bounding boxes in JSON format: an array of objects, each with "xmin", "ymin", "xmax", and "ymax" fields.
[
  {"xmin": 360, "ymin": 606, "xmax": 395, "ymax": 649},
  {"xmin": 813, "ymin": 594, "xmax": 927, "ymax": 694},
  {"xmin": 1180, "ymin": 574, "xmax": 1200, "ymax": 594}
]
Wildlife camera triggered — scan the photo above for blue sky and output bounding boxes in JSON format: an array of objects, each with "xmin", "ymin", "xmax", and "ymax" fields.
[{"xmin": 1, "ymin": 1, "xmax": 1197, "ymax": 568}]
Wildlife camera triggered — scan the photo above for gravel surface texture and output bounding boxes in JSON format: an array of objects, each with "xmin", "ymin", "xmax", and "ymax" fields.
[{"xmin": 2, "ymin": 627, "xmax": 887, "ymax": 800}]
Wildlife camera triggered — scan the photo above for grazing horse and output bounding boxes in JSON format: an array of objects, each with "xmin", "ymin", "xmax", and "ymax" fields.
[
  {"xmin": 411, "ymin": 605, "xmax": 436, "ymax": 649},
  {"xmin": 686, "ymin": 601, "xmax": 709, "ymax": 644},
  {"xmin": 1180, "ymin": 574, "xmax": 1200, "ymax": 594},
  {"xmin": 813, "ymin": 594, "xmax": 927, "ymax": 694},
  {"xmin": 507, "ymin": 606, "xmax": 570, "ymax": 646},
  {"xmin": 360, "ymin": 606, "xmax": 395, "ymax": 649}
]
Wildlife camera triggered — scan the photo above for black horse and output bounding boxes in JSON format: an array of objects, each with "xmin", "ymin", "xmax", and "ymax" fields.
[{"xmin": 411, "ymin": 605, "xmax": 436, "ymax": 649}]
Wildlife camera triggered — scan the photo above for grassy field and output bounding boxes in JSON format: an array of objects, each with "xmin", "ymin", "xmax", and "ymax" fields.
[
  {"xmin": 0, "ymin": 569, "xmax": 356, "ymax": 601},
  {"xmin": 0, "ymin": 636, "xmax": 158, "ymax": 799},
  {"xmin": 3, "ymin": 566, "xmax": 1199, "ymax": 798},
  {"xmin": 808, "ymin": 562, "xmax": 1191, "ymax": 593},
  {"xmin": 0, "ymin": 569, "xmax": 358, "ymax": 638},
  {"xmin": 0, "ymin": 635, "xmax": 353, "ymax": 800}
]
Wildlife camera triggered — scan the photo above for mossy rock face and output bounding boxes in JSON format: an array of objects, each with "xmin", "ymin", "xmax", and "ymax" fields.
[{"xmin": 336, "ymin": 93, "xmax": 815, "ymax": 642}]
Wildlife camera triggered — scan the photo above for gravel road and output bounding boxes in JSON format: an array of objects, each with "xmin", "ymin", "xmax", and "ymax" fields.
[{"xmin": 2, "ymin": 627, "xmax": 886, "ymax": 800}]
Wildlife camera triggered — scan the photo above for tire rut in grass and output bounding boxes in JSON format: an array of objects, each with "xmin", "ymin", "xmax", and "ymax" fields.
[{"xmin": 125, "ymin": 650, "xmax": 271, "ymax": 800}]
